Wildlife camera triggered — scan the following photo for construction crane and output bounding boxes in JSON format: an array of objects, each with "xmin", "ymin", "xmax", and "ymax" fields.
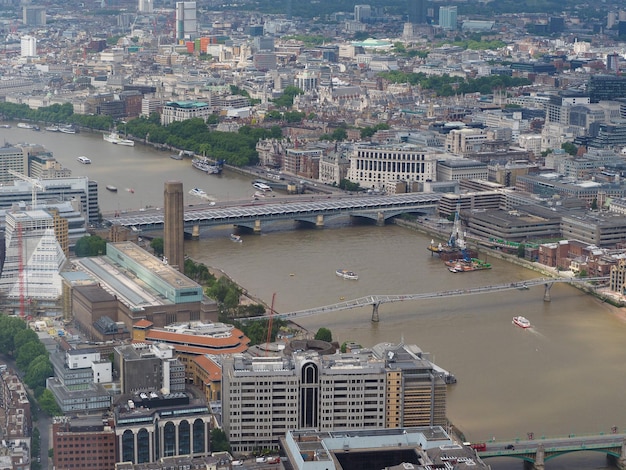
[
  {"xmin": 265, "ymin": 293, "xmax": 276, "ymax": 356},
  {"xmin": 7, "ymin": 169, "xmax": 44, "ymax": 207}
]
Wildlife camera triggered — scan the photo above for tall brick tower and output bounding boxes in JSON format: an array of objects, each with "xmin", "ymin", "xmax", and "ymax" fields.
[{"xmin": 164, "ymin": 180, "xmax": 184, "ymax": 273}]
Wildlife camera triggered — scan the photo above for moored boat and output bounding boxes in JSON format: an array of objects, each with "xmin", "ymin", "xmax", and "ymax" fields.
[
  {"xmin": 106, "ymin": 185, "xmax": 118, "ymax": 192},
  {"xmin": 17, "ymin": 122, "xmax": 34, "ymax": 129},
  {"xmin": 170, "ymin": 151, "xmax": 184, "ymax": 160},
  {"xmin": 0, "ymin": 124, "xmax": 11, "ymax": 128},
  {"xmin": 45, "ymin": 125, "xmax": 60, "ymax": 132},
  {"xmin": 253, "ymin": 180, "xmax": 272, "ymax": 191},
  {"xmin": 512, "ymin": 316, "xmax": 531, "ymax": 328},
  {"xmin": 336, "ymin": 269, "xmax": 358, "ymax": 280},
  {"xmin": 104, "ymin": 131, "xmax": 134, "ymax": 146},
  {"xmin": 59, "ymin": 126, "xmax": 76, "ymax": 134}
]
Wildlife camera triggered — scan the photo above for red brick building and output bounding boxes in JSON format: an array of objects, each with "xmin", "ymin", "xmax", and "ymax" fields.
[{"xmin": 52, "ymin": 416, "xmax": 117, "ymax": 470}]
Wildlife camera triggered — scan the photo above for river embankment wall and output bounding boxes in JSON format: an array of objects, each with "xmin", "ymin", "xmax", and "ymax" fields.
[{"xmin": 394, "ymin": 218, "xmax": 624, "ymax": 306}]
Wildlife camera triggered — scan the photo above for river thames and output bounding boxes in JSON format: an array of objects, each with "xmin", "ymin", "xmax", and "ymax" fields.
[{"xmin": 3, "ymin": 125, "xmax": 626, "ymax": 469}]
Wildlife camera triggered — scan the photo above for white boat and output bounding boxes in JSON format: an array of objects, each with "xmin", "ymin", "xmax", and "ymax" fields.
[
  {"xmin": 0, "ymin": 124, "xmax": 11, "ymax": 128},
  {"xmin": 77, "ymin": 156, "xmax": 91, "ymax": 164},
  {"xmin": 170, "ymin": 151, "xmax": 184, "ymax": 160},
  {"xmin": 336, "ymin": 269, "xmax": 358, "ymax": 280},
  {"xmin": 189, "ymin": 187, "xmax": 208, "ymax": 198},
  {"xmin": 106, "ymin": 185, "xmax": 118, "ymax": 192},
  {"xmin": 45, "ymin": 125, "xmax": 60, "ymax": 132},
  {"xmin": 17, "ymin": 123, "xmax": 34, "ymax": 129},
  {"xmin": 104, "ymin": 131, "xmax": 135, "ymax": 146},
  {"xmin": 59, "ymin": 126, "xmax": 76, "ymax": 134},
  {"xmin": 512, "ymin": 316, "xmax": 531, "ymax": 329},
  {"xmin": 252, "ymin": 181, "xmax": 272, "ymax": 191},
  {"xmin": 230, "ymin": 234, "xmax": 242, "ymax": 243}
]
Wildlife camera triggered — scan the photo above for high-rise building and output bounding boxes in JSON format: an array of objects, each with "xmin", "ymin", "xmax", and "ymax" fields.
[
  {"xmin": 20, "ymin": 35, "xmax": 37, "ymax": 57},
  {"xmin": 354, "ymin": 4, "xmax": 372, "ymax": 22},
  {"xmin": 607, "ymin": 53, "xmax": 620, "ymax": 73},
  {"xmin": 22, "ymin": 6, "xmax": 46, "ymax": 25},
  {"xmin": 221, "ymin": 342, "xmax": 449, "ymax": 453},
  {"xmin": 138, "ymin": 0, "xmax": 153, "ymax": 13},
  {"xmin": 163, "ymin": 181, "xmax": 184, "ymax": 272},
  {"xmin": 407, "ymin": 0, "xmax": 426, "ymax": 24},
  {"xmin": 175, "ymin": 1, "xmax": 197, "ymax": 42},
  {"xmin": 439, "ymin": 5, "xmax": 457, "ymax": 30}
]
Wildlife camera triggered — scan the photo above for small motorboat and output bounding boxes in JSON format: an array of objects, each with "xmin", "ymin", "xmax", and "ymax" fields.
[
  {"xmin": 512, "ymin": 316, "xmax": 531, "ymax": 329},
  {"xmin": 336, "ymin": 269, "xmax": 358, "ymax": 280},
  {"xmin": 106, "ymin": 185, "xmax": 118, "ymax": 192},
  {"xmin": 230, "ymin": 234, "xmax": 242, "ymax": 243}
]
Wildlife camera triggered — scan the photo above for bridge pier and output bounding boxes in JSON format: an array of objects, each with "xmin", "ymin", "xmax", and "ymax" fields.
[
  {"xmin": 371, "ymin": 303, "xmax": 380, "ymax": 322},
  {"xmin": 376, "ymin": 212, "xmax": 385, "ymax": 226},
  {"xmin": 543, "ymin": 283, "xmax": 553, "ymax": 302},
  {"xmin": 533, "ymin": 443, "xmax": 545, "ymax": 470},
  {"xmin": 191, "ymin": 224, "xmax": 200, "ymax": 240},
  {"xmin": 254, "ymin": 219, "xmax": 262, "ymax": 233},
  {"xmin": 316, "ymin": 214, "xmax": 324, "ymax": 228},
  {"xmin": 616, "ymin": 438, "xmax": 626, "ymax": 469}
]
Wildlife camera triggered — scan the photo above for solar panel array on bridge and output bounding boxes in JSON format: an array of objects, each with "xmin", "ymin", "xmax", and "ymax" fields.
[{"xmin": 110, "ymin": 193, "xmax": 443, "ymax": 228}]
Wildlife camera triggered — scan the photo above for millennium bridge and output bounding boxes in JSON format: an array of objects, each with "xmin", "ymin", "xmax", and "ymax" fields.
[
  {"xmin": 477, "ymin": 433, "xmax": 626, "ymax": 470},
  {"xmin": 105, "ymin": 193, "xmax": 441, "ymax": 236},
  {"xmin": 246, "ymin": 277, "xmax": 609, "ymax": 322}
]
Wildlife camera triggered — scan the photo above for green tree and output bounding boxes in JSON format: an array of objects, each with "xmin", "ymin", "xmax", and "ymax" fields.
[
  {"xmin": 74, "ymin": 235, "xmax": 107, "ymax": 257},
  {"xmin": 561, "ymin": 141, "xmax": 578, "ymax": 156},
  {"xmin": 314, "ymin": 327, "xmax": 332, "ymax": 342},
  {"xmin": 16, "ymin": 341, "xmax": 48, "ymax": 370},
  {"xmin": 591, "ymin": 198, "xmax": 598, "ymax": 210},
  {"xmin": 210, "ymin": 428, "xmax": 231, "ymax": 452},
  {"xmin": 517, "ymin": 243, "xmax": 526, "ymax": 259},
  {"xmin": 38, "ymin": 389, "xmax": 62, "ymax": 416},
  {"xmin": 151, "ymin": 238, "xmax": 164, "ymax": 257}
]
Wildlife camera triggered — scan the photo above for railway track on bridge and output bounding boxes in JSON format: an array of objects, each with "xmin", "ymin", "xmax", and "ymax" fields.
[{"xmin": 245, "ymin": 276, "xmax": 609, "ymax": 322}]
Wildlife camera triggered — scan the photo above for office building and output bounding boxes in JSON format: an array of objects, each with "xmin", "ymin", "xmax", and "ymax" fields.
[
  {"xmin": 164, "ymin": 181, "xmax": 184, "ymax": 272},
  {"xmin": 20, "ymin": 35, "xmax": 37, "ymax": 57},
  {"xmin": 114, "ymin": 391, "xmax": 213, "ymax": 464},
  {"xmin": 47, "ymin": 348, "xmax": 113, "ymax": 413},
  {"xmin": 589, "ymin": 75, "xmax": 626, "ymax": 103},
  {"xmin": 138, "ymin": 0, "xmax": 153, "ymax": 13},
  {"xmin": 53, "ymin": 416, "xmax": 117, "ymax": 470},
  {"xmin": 439, "ymin": 6, "xmax": 457, "ymax": 30},
  {"xmin": 354, "ymin": 4, "xmax": 371, "ymax": 22},
  {"xmin": 407, "ymin": 0, "xmax": 426, "ymax": 24},
  {"xmin": 114, "ymin": 342, "xmax": 185, "ymax": 394},
  {"xmin": 160, "ymin": 101, "xmax": 211, "ymax": 125},
  {"xmin": 222, "ymin": 342, "xmax": 449, "ymax": 453},
  {"xmin": 0, "ymin": 209, "xmax": 67, "ymax": 303},
  {"xmin": 0, "ymin": 146, "xmax": 28, "ymax": 182},
  {"xmin": 280, "ymin": 427, "xmax": 489, "ymax": 470},
  {"xmin": 175, "ymin": 1, "xmax": 197, "ymax": 41},
  {"xmin": 132, "ymin": 320, "xmax": 250, "ymax": 383},
  {"xmin": 347, "ymin": 143, "xmax": 443, "ymax": 194},
  {"xmin": 22, "ymin": 6, "xmax": 46, "ymax": 25}
]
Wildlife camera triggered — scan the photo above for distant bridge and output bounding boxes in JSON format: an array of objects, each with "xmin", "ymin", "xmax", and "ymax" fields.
[
  {"xmin": 105, "ymin": 193, "xmax": 441, "ymax": 236},
  {"xmin": 246, "ymin": 277, "xmax": 609, "ymax": 322},
  {"xmin": 478, "ymin": 434, "xmax": 626, "ymax": 470}
]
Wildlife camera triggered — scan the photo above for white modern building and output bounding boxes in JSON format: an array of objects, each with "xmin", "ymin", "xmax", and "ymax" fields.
[
  {"xmin": 0, "ymin": 209, "xmax": 68, "ymax": 302},
  {"xmin": 160, "ymin": 100, "xmax": 211, "ymax": 125},
  {"xmin": 20, "ymin": 35, "xmax": 37, "ymax": 58},
  {"xmin": 347, "ymin": 143, "xmax": 442, "ymax": 193}
]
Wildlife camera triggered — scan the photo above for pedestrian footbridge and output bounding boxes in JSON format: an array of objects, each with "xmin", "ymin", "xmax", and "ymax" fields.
[{"xmin": 246, "ymin": 277, "xmax": 609, "ymax": 322}]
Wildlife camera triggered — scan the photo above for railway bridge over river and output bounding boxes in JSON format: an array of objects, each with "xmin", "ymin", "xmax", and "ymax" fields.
[
  {"xmin": 105, "ymin": 193, "xmax": 441, "ymax": 236},
  {"xmin": 246, "ymin": 277, "xmax": 609, "ymax": 322}
]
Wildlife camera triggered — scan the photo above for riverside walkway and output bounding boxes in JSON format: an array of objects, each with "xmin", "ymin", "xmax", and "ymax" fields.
[{"xmin": 248, "ymin": 277, "xmax": 609, "ymax": 322}]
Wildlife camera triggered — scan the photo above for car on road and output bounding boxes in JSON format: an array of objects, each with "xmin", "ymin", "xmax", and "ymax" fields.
[{"xmin": 505, "ymin": 444, "xmax": 515, "ymax": 450}]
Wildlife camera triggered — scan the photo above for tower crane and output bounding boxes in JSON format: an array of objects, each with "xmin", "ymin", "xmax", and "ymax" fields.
[{"xmin": 7, "ymin": 169, "xmax": 44, "ymax": 207}]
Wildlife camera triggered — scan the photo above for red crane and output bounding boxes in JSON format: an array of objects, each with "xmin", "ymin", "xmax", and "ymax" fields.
[{"xmin": 265, "ymin": 293, "xmax": 276, "ymax": 356}]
